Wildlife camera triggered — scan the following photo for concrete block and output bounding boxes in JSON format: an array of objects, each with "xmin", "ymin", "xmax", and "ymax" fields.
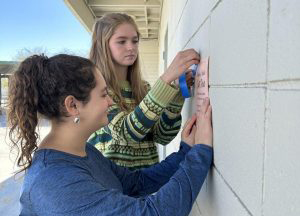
[
  {"xmin": 210, "ymin": 0, "xmax": 268, "ymax": 84},
  {"xmin": 168, "ymin": 0, "xmax": 188, "ymax": 47},
  {"xmin": 196, "ymin": 168, "xmax": 252, "ymax": 216},
  {"xmin": 263, "ymin": 91, "xmax": 300, "ymax": 215},
  {"xmin": 268, "ymin": 0, "xmax": 300, "ymax": 81},
  {"xmin": 189, "ymin": 201, "xmax": 202, "ymax": 216},
  {"xmin": 167, "ymin": 37, "xmax": 183, "ymax": 66},
  {"xmin": 176, "ymin": 0, "xmax": 214, "ymax": 49},
  {"xmin": 210, "ymin": 87, "xmax": 265, "ymax": 215},
  {"xmin": 184, "ymin": 17, "xmax": 210, "ymax": 59}
]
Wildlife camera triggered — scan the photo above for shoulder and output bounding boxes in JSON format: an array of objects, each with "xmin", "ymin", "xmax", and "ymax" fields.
[
  {"xmin": 28, "ymin": 158, "xmax": 97, "ymax": 200},
  {"xmin": 86, "ymin": 143, "xmax": 105, "ymax": 160}
]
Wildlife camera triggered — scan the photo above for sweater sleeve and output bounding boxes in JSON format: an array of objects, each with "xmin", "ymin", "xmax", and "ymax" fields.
[
  {"xmin": 29, "ymin": 144, "xmax": 212, "ymax": 216},
  {"xmin": 88, "ymin": 78, "xmax": 180, "ymax": 144},
  {"xmin": 152, "ymin": 90, "xmax": 185, "ymax": 145}
]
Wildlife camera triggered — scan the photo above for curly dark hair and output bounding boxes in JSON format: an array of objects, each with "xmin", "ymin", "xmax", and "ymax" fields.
[{"xmin": 7, "ymin": 54, "xmax": 97, "ymax": 172}]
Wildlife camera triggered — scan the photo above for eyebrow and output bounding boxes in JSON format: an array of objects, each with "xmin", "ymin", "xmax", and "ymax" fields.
[{"xmin": 115, "ymin": 36, "xmax": 138, "ymax": 40}]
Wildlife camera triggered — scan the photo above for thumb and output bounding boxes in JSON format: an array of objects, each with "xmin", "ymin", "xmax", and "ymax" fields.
[{"xmin": 190, "ymin": 125, "xmax": 196, "ymax": 137}]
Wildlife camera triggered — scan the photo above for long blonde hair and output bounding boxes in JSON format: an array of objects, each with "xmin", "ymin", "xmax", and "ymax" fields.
[{"xmin": 90, "ymin": 13, "xmax": 147, "ymax": 111}]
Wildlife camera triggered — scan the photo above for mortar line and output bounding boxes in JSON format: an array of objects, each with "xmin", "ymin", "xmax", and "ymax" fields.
[
  {"xmin": 168, "ymin": 0, "xmax": 189, "ymax": 47},
  {"xmin": 182, "ymin": 0, "xmax": 223, "ymax": 49},
  {"xmin": 209, "ymin": 79, "xmax": 300, "ymax": 89},
  {"xmin": 269, "ymin": 88, "xmax": 300, "ymax": 92},
  {"xmin": 210, "ymin": 83, "xmax": 267, "ymax": 88},
  {"xmin": 262, "ymin": 1, "xmax": 271, "ymax": 208},
  {"xmin": 213, "ymin": 165, "xmax": 254, "ymax": 216},
  {"xmin": 269, "ymin": 78, "xmax": 300, "ymax": 83},
  {"xmin": 195, "ymin": 200, "xmax": 203, "ymax": 215}
]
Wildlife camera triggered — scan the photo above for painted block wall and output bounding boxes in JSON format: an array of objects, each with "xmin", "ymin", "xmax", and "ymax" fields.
[
  {"xmin": 139, "ymin": 40, "xmax": 159, "ymax": 86},
  {"xmin": 158, "ymin": 0, "xmax": 300, "ymax": 215}
]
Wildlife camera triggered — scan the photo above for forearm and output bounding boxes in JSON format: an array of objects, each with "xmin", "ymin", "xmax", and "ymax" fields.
[
  {"xmin": 146, "ymin": 144, "xmax": 213, "ymax": 216},
  {"xmin": 153, "ymin": 91, "xmax": 184, "ymax": 144},
  {"xmin": 131, "ymin": 141, "xmax": 191, "ymax": 196},
  {"xmin": 109, "ymin": 79, "xmax": 180, "ymax": 142}
]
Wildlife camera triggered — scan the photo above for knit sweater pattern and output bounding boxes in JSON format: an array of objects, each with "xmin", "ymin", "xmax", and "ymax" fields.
[{"xmin": 88, "ymin": 79, "xmax": 185, "ymax": 169}]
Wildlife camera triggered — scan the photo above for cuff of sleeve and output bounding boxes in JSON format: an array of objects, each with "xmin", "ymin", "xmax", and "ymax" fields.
[
  {"xmin": 149, "ymin": 78, "xmax": 179, "ymax": 107},
  {"xmin": 195, "ymin": 144, "xmax": 213, "ymax": 152},
  {"xmin": 180, "ymin": 141, "xmax": 192, "ymax": 153},
  {"xmin": 171, "ymin": 91, "xmax": 185, "ymax": 105}
]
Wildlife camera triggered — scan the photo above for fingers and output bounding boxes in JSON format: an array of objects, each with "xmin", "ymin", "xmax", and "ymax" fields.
[
  {"xmin": 180, "ymin": 49, "xmax": 200, "ymax": 60},
  {"xmin": 199, "ymin": 98, "xmax": 210, "ymax": 115},
  {"xmin": 186, "ymin": 71, "xmax": 194, "ymax": 87},
  {"xmin": 187, "ymin": 79, "xmax": 194, "ymax": 88},
  {"xmin": 164, "ymin": 49, "xmax": 200, "ymax": 83},
  {"xmin": 185, "ymin": 70, "xmax": 193, "ymax": 75},
  {"xmin": 190, "ymin": 125, "xmax": 196, "ymax": 137},
  {"xmin": 182, "ymin": 114, "xmax": 197, "ymax": 135},
  {"xmin": 179, "ymin": 49, "xmax": 200, "ymax": 72},
  {"xmin": 182, "ymin": 59, "xmax": 200, "ymax": 72},
  {"xmin": 206, "ymin": 105, "xmax": 212, "ymax": 120}
]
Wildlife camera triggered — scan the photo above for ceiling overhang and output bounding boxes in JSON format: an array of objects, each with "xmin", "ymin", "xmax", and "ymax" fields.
[{"xmin": 64, "ymin": 0, "xmax": 162, "ymax": 40}]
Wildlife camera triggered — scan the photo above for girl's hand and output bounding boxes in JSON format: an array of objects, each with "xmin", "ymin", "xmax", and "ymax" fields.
[
  {"xmin": 195, "ymin": 98, "xmax": 213, "ymax": 147},
  {"xmin": 161, "ymin": 49, "xmax": 200, "ymax": 84},
  {"xmin": 181, "ymin": 114, "xmax": 197, "ymax": 147},
  {"xmin": 172, "ymin": 69, "xmax": 194, "ymax": 88},
  {"xmin": 185, "ymin": 70, "xmax": 194, "ymax": 88}
]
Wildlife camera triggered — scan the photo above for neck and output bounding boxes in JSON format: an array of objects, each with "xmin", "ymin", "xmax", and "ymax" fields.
[
  {"xmin": 115, "ymin": 64, "xmax": 129, "ymax": 81},
  {"xmin": 39, "ymin": 121, "xmax": 90, "ymax": 157}
]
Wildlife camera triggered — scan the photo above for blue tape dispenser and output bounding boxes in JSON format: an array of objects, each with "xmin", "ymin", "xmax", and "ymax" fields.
[{"xmin": 179, "ymin": 64, "xmax": 198, "ymax": 98}]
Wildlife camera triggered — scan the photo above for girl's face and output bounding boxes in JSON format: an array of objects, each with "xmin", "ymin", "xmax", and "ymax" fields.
[
  {"xmin": 108, "ymin": 23, "xmax": 139, "ymax": 67},
  {"xmin": 79, "ymin": 69, "xmax": 113, "ymax": 133}
]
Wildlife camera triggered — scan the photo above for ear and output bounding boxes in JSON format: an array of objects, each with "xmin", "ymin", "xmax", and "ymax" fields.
[{"xmin": 64, "ymin": 95, "xmax": 81, "ymax": 116}]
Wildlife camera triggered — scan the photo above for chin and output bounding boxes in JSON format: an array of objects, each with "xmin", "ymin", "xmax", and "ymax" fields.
[
  {"xmin": 122, "ymin": 62, "xmax": 135, "ymax": 67},
  {"xmin": 123, "ymin": 59, "xmax": 137, "ymax": 65}
]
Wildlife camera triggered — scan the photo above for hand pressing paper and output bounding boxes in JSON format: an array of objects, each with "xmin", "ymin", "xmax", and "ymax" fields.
[{"xmin": 194, "ymin": 57, "xmax": 209, "ymax": 113}]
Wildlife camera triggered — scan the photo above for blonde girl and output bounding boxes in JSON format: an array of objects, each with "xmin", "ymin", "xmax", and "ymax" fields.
[{"xmin": 88, "ymin": 13, "xmax": 199, "ymax": 169}]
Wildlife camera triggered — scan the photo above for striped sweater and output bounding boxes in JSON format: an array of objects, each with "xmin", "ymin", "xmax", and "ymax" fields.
[{"xmin": 88, "ymin": 78, "xmax": 184, "ymax": 169}]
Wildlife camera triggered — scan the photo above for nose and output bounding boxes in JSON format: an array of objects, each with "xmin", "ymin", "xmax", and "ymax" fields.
[{"xmin": 127, "ymin": 42, "xmax": 135, "ymax": 51}]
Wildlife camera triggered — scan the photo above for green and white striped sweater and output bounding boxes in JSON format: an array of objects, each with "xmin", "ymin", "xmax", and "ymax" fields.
[{"xmin": 88, "ymin": 78, "xmax": 184, "ymax": 169}]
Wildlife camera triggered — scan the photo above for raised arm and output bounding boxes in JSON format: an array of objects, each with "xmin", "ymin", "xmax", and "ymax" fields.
[
  {"xmin": 88, "ymin": 49, "xmax": 200, "ymax": 145},
  {"xmin": 152, "ymin": 91, "xmax": 184, "ymax": 145},
  {"xmin": 88, "ymin": 78, "xmax": 180, "ymax": 144}
]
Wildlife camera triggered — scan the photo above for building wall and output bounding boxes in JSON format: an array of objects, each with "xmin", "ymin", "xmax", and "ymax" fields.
[
  {"xmin": 139, "ymin": 40, "xmax": 159, "ymax": 86},
  {"xmin": 158, "ymin": 0, "xmax": 300, "ymax": 215}
]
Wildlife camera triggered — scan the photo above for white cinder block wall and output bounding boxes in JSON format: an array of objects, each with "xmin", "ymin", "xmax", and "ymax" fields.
[
  {"xmin": 158, "ymin": 0, "xmax": 300, "ymax": 215},
  {"xmin": 139, "ymin": 40, "xmax": 159, "ymax": 86}
]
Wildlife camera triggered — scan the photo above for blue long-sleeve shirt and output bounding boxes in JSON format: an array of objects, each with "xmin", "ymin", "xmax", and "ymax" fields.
[{"xmin": 20, "ymin": 142, "xmax": 213, "ymax": 216}]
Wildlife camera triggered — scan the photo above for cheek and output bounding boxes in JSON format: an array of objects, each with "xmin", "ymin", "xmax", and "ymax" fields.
[
  {"xmin": 109, "ymin": 42, "xmax": 118, "ymax": 56},
  {"xmin": 134, "ymin": 44, "xmax": 139, "ymax": 51},
  {"xmin": 110, "ymin": 47, "xmax": 124, "ymax": 62}
]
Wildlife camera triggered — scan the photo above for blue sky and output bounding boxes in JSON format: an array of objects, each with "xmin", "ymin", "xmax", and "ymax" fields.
[{"xmin": 0, "ymin": 0, "xmax": 91, "ymax": 61}]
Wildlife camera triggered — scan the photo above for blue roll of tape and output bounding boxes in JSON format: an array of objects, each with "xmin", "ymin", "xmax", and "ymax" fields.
[{"xmin": 179, "ymin": 64, "xmax": 198, "ymax": 98}]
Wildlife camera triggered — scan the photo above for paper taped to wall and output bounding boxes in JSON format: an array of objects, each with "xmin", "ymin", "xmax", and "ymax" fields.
[{"xmin": 194, "ymin": 57, "xmax": 209, "ymax": 113}]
